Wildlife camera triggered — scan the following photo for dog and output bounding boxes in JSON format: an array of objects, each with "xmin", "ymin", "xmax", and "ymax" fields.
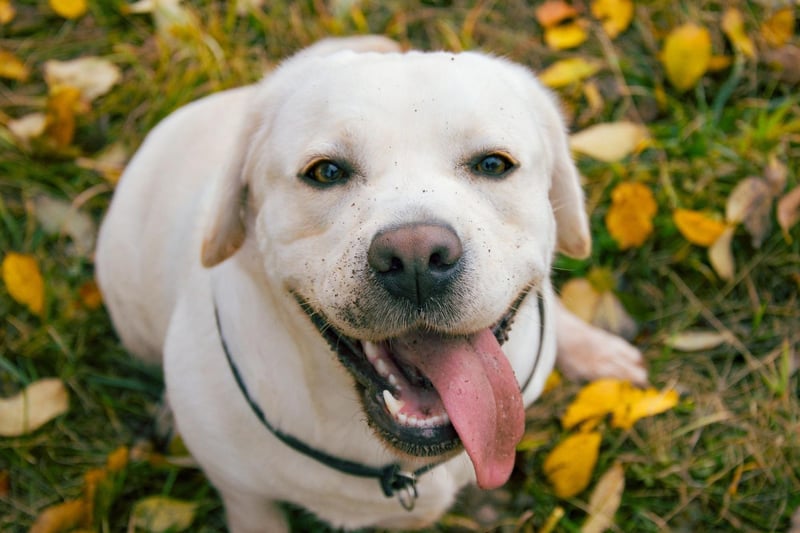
[{"xmin": 96, "ymin": 36, "xmax": 646, "ymax": 532}]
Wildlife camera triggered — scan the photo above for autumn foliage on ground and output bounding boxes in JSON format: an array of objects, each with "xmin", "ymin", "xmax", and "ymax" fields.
[{"xmin": 1, "ymin": 1, "xmax": 799, "ymax": 532}]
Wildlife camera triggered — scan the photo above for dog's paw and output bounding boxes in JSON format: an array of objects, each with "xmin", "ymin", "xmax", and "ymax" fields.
[{"xmin": 556, "ymin": 323, "xmax": 648, "ymax": 386}]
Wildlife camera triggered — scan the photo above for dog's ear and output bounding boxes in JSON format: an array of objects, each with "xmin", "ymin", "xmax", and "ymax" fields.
[{"xmin": 549, "ymin": 120, "xmax": 592, "ymax": 259}]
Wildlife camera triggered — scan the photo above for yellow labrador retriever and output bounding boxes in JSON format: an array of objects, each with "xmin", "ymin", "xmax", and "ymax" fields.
[{"xmin": 96, "ymin": 36, "xmax": 645, "ymax": 531}]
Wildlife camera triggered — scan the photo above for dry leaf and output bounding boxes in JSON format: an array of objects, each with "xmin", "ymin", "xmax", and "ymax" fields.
[
  {"xmin": 560, "ymin": 278, "xmax": 600, "ymax": 324},
  {"xmin": 708, "ymin": 226, "xmax": 736, "ymax": 281},
  {"xmin": 535, "ymin": 0, "xmax": 578, "ymax": 28},
  {"xmin": 76, "ymin": 142, "xmax": 128, "ymax": 184},
  {"xmin": 29, "ymin": 499, "xmax": 85, "ymax": 533},
  {"xmin": 0, "ymin": 0, "xmax": 15, "ymax": 24},
  {"xmin": 44, "ymin": 57, "xmax": 121, "ymax": 102},
  {"xmin": 761, "ymin": 8, "xmax": 795, "ymax": 48},
  {"xmin": 571, "ymin": 122, "xmax": 649, "ymax": 162},
  {"xmin": 2, "ymin": 252, "xmax": 45, "ymax": 315},
  {"xmin": 34, "ymin": 195, "xmax": 97, "ymax": 257},
  {"xmin": 764, "ymin": 155, "xmax": 788, "ymax": 196},
  {"xmin": 562, "ymin": 379, "xmax": 625, "ymax": 429},
  {"xmin": 539, "ymin": 58, "xmax": 603, "ymax": 89},
  {"xmin": 590, "ymin": 0, "xmax": 634, "ymax": 39},
  {"xmin": 708, "ymin": 55, "xmax": 733, "ymax": 72},
  {"xmin": 611, "ymin": 387, "xmax": 679, "ymax": 429},
  {"xmin": 545, "ymin": 21, "xmax": 589, "ymax": 50},
  {"xmin": 129, "ymin": 496, "xmax": 197, "ymax": 533},
  {"xmin": 662, "ymin": 24, "xmax": 711, "ymax": 92},
  {"xmin": 666, "ymin": 330, "xmax": 732, "ymax": 352},
  {"xmin": 763, "ymin": 45, "xmax": 800, "ymax": 85},
  {"xmin": 725, "ymin": 177, "xmax": 773, "ymax": 248},
  {"xmin": 778, "ymin": 185, "xmax": 800, "ymax": 238},
  {"xmin": 543, "ymin": 432, "xmax": 602, "ymax": 498},
  {"xmin": 0, "ymin": 378, "xmax": 69, "ymax": 437},
  {"xmin": 673, "ymin": 209, "xmax": 726, "ymax": 247},
  {"xmin": 7, "ymin": 113, "xmax": 47, "ymax": 145},
  {"xmin": 604, "ymin": 181, "xmax": 657, "ymax": 249},
  {"xmin": 0, "ymin": 49, "xmax": 30, "ymax": 81},
  {"xmin": 722, "ymin": 8, "xmax": 756, "ymax": 59},
  {"xmin": 106, "ymin": 446, "xmax": 130, "ymax": 472},
  {"xmin": 45, "ymin": 86, "xmax": 85, "ymax": 149},
  {"xmin": 582, "ymin": 462, "xmax": 625, "ymax": 533},
  {"xmin": 49, "ymin": 0, "xmax": 88, "ymax": 19},
  {"xmin": 593, "ymin": 291, "xmax": 638, "ymax": 340},
  {"xmin": 79, "ymin": 280, "xmax": 103, "ymax": 309}
]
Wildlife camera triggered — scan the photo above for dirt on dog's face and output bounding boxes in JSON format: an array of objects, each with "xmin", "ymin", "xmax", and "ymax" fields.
[{"xmin": 232, "ymin": 51, "xmax": 572, "ymax": 489}]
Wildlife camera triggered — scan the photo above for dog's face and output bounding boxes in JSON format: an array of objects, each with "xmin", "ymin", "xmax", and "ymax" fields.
[{"xmin": 201, "ymin": 50, "xmax": 590, "ymax": 489}]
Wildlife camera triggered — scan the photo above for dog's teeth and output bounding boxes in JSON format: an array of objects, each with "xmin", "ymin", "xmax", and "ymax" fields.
[
  {"xmin": 382, "ymin": 390, "xmax": 405, "ymax": 417},
  {"xmin": 363, "ymin": 341, "xmax": 381, "ymax": 363},
  {"xmin": 388, "ymin": 374, "xmax": 400, "ymax": 389},
  {"xmin": 375, "ymin": 359, "xmax": 390, "ymax": 377}
]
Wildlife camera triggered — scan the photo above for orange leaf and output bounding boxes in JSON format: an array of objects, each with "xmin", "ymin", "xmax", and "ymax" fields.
[
  {"xmin": 30, "ymin": 499, "xmax": 86, "ymax": 533},
  {"xmin": 45, "ymin": 86, "xmax": 84, "ymax": 149},
  {"xmin": 2, "ymin": 252, "xmax": 45, "ymax": 315},
  {"xmin": 106, "ymin": 446, "xmax": 129, "ymax": 472},
  {"xmin": 543, "ymin": 431, "xmax": 602, "ymax": 498},
  {"xmin": 0, "ymin": 49, "xmax": 29, "ymax": 81},
  {"xmin": 605, "ymin": 182, "xmax": 657, "ymax": 249},
  {"xmin": 544, "ymin": 21, "xmax": 588, "ymax": 50},
  {"xmin": 0, "ymin": 0, "xmax": 15, "ymax": 24},
  {"xmin": 78, "ymin": 280, "xmax": 103, "ymax": 309},
  {"xmin": 49, "ymin": 0, "xmax": 87, "ymax": 19},
  {"xmin": 762, "ymin": 8, "xmax": 795, "ymax": 48},
  {"xmin": 661, "ymin": 24, "xmax": 711, "ymax": 92},
  {"xmin": 722, "ymin": 8, "xmax": 756, "ymax": 59},
  {"xmin": 535, "ymin": 0, "xmax": 578, "ymax": 28},
  {"xmin": 673, "ymin": 208, "xmax": 726, "ymax": 247},
  {"xmin": 590, "ymin": 0, "xmax": 634, "ymax": 39}
]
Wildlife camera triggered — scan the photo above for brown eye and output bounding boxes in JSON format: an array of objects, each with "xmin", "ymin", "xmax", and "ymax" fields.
[
  {"xmin": 303, "ymin": 159, "xmax": 350, "ymax": 185},
  {"xmin": 472, "ymin": 153, "xmax": 516, "ymax": 178}
]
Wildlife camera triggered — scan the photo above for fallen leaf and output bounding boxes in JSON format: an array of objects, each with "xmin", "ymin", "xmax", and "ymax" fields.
[
  {"xmin": 611, "ymin": 387, "xmax": 679, "ymax": 429},
  {"xmin": 0, "ymin": 49, "xmax": 30, "ymax": 81},
  {"xmin": 543, "ymin": 431, "xmax": 602, "ymax": 498},
  {"xmin": 44, "ymin": 57, "xmax": 121, "ymax": 102},
  {"xmin": 0, "ymin": 470, "xmax": 8, "ymax": 498},
  {"xmin": 129, "ymin": 496, "xmax": 197, "ymax": 533},
  {"xmin": 763, "ymin": 45, "xmax": 800, "ymax": 85},
  {"xmin": 0, "ymin": 378, "xmax": 69, "ymax": 437},
  {"xmin": 666, "ymin": 329, "xmax": 733, "ymax": 351},
  {"xmin": 29, "ymin": 499, "xmax": 85, "ymax": 533},
  {"xmin": 7, "ymin": 113, "xmax": 47, "ymax": 145},
  {"xmin": 544, "ymin": 21, "xmax": 589, "ymax": 50},
  {"xmin": 673, "ymin": 209, "xmax": 726, "ymax": 247},
  {"xmin": 590, "ymin": 0, "xmax": 634, "ymax": 39},
  {"xmin": 78, "ymin": 280, "xmax": 103, "ymax": 309},
  {"xmin": 570, "ymin": 122, "xmax": 650, "ymax": 162},
  {"xmin": 725, "ymin": 177, "xmax": 772, "ymax": 248},
  {"xmin": 582, "ymin": 462, "xmax": 625, "ymax": 533},
  {"xmin": 708, "ymin": 55, "xmax": 733, "ymax": 72},
  {"xmin": 539, "ymin": 58, "xmax": 603, "ymax": 89},
  {"xmin": 763, "ymin": 155, "xmax": 788, "ymax": 196},
  {"xmin": 722, "ymin": 8, "xmax": 756, "ymax": 59},
  {"xmin": 661, "ymin": 23, "xmax": 711, "ymax": 92},
  {"xmin": 49, "ymin": 0, "xmax": 87, "ymax": 19},
  {"xmin": 761, "ymin": 8, "xmax": 795, "ymax": 48},
  {"xmin": 45, "ymin": 86, "xmax": 85, "ymax": 149},
  {"xmin": 604, "ymin": 181, "xmax": 657, "ymax": 249},
  {"xmin": 778, "ymin": 185, "xmax": 800, "ymax": 238},
  {"xmin": 560, "ymin": 277, "xmax": 600, "ymax": 324},
  {"xmin": 708, "ymin": 226, "xmax": 736, "ymax": 281},
  {"xmin": 562, "ymin": 379, "xmax": 625, "ymax": 429},
  {"xmin": 593, "ymin": 291, "xmax": 638, "ymax": 340},
  {"xmin": 75, "ymin": 142, "xmax": 128, "ymax": 184},
  {"xmin": 2, "ymin": 252, "xmax": 45, "ymax": 315},
  {"xmin": 34, "ymin": 195, "xmax": 96, "ymax": 256},
  {"xmin": 535, "ymin": 0, "xmax": 578, "ymax": 28},
  {"xmin": 0, "ymin": 0, "xmax": 15, "ymax": 24},
  {"xmin": 106, "ymin": 446, "xmax": 129, "ymax": 472}
]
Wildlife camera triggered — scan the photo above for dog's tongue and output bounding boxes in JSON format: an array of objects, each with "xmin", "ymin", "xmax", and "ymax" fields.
[{"xmin": 394, "ymin": 329, "xmax": 525, "ymax": 489}]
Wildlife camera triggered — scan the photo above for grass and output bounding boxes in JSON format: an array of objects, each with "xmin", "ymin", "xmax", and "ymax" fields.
[{"xmin": 1, "ymin": 0, "xmax": 798, "ymax": 531}]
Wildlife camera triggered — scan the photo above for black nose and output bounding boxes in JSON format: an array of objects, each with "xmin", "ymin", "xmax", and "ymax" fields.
[{"xmin": 367, "ymin": 223, "xmax": 463, "ymax": 306}]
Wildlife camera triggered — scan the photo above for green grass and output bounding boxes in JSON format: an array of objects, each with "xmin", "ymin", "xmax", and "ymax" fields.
[{"xmin": 1, "ymin": 1, "xmax": 799, "ymax": 531}]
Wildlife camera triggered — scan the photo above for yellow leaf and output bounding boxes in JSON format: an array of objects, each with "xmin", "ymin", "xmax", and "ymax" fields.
[
  {"xmin": 562, "ymin": 378, "xmax": 625, "ymax": 430},
  {"xmin": 583, "ymin": 463, "xmax": 625, "ymax": 533},
  {"xmin": 0, "ymin": 0, "xmax": 15, "ymax": 24},
  {"xmin": 45, "ymin": 86, "xmax": 85, "ymax": 149},
  {"xmin": 590, "ymin": 0, "xmax": 634, "ymax": 39},
  {"xmin": 49, "ymin": 0, "xmax": 87, "ymax": 19},
  {"xmin": 570, "ymin": 121, "xmax": 650, "ymax": 162},
  {"xmin": 0, "ymin": 378, "xmax": 69, "ymax": 437},
  {"xmin": 661, "ymin": 24, "xmax": 711, "ymax": 92},
  {"xmin": 604, "ymin": 181, "xmax": 657, "ymax": 249},
  {"xmin": 708, "ymin": 55, "xmax": 733, "ymax": 72},
  {"xmin": 106, "ymin": 446, "xmax": 129, "ymax": 472},
  {"xmin": 560, "ymin": 277, "xmax": 600, "ymax": 324},
  {"xmin": 535, "ymin": 0, "xmax": 578, "ymax": 28},
  {"xmin": 129, "ymin": 496, "xmax": 197, "ymax": 533},
  {"xmin": 79, "ymin": 280, "xmax": 103, "ymax": 309},
  {"xmin": 29, "ymin": 499, "xmax": 85, "ymax": 533},
  {"xmin": 611, "ymin": 387, "xmax": 679, "ymax": 429},
  {"xmin": 543, "ymin": 370, "xmax": 562, "ymax": 394},
  {"xmin": 544, "ymin": 21, "xmax": 588, "ymax": 50},
  {"xmin": 2, "ymin": 252, "xmax": 44, "ymax": 315},
  {"xmin": 543, "ymin": 432, "xmax": 602, "ymax": 498},
  {"xmin": 673, "ymin": 208, "xmax": 726, "ymax": 247},
  {"xmin": 762, "ymin": 8, "xmax": 795, "ymax": 48},
  {"xmin": 0, "ymin": 49, "xmax": 29, "ymax": 81},
  {"xmin": 722, "ymin": 8, "xmax": 756, "ymax": 59},
  {"xmin": 539, "ymin": 58, "xmax": 603, "ymax": 89}
]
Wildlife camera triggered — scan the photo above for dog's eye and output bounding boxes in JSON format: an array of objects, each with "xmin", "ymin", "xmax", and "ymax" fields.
[
  {"xmin": 302, "ymin": 159, "xmax": 350, "ymax": 185},
  {"xmin": 472, "ymin": 153, "xmax": 516, "ymax": 178}
]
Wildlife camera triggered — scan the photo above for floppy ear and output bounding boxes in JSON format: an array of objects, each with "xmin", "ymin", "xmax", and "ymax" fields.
[{"xmin": 549, "ymin": 122, "xmax": 592, "ymax": 259}]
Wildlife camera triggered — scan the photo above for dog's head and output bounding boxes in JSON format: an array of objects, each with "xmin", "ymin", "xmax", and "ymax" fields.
[{"xmin": 200, "ymin": 40, "xmax": 590, "ymax": 489}]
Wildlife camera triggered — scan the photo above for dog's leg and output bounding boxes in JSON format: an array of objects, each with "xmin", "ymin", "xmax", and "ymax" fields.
[
  {"xmin": 221, "ymin": 491, "xmax": 288, "ymax": 533},
  {"xmin": 554, "ymin": 299, "xmax": 648, "ymax": 385}
]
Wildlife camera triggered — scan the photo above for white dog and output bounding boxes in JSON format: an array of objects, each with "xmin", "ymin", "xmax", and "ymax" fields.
[{"xmin": 96, "ymin": 36, "xmax": 645, "ymax": 532}]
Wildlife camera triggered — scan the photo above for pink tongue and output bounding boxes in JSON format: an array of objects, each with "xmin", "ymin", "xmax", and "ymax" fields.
[{"xmin": 393, "ymin": 329, "xmax": 525, "ymax": 489}]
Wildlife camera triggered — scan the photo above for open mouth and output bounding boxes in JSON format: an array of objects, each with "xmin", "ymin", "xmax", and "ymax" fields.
[{"xmin": 294, "ymin": 289, "xmax": 529, "ymax": 489}]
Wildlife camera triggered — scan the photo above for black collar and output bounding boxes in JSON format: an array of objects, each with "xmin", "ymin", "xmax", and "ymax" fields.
[{"xmin": 213, "ymin": 294, "xmax": 545, "ymax": 511}]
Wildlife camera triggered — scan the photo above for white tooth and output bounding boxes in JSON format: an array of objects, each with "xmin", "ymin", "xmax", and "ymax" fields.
[
  {"xmin": 397, "ymin": 412, "xmax": 408, "ymax": 425},
  {"xmin": 407, "ymin": 415, "xmax": 419, "ymax": 427},
  {"xmin": 363, "ymin": 341, "xmax": 381, "ymax": 362},
  {"xmin": 388, "ymin": 374, "xmax": 399, "ymax": 388},
  {"xmin": 375, "ymin": 359, "xmax": 389, "ymax": 377},
  {"xmin": 382, "ymin": 390, "xmax": 405, "ymax": 417}
]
